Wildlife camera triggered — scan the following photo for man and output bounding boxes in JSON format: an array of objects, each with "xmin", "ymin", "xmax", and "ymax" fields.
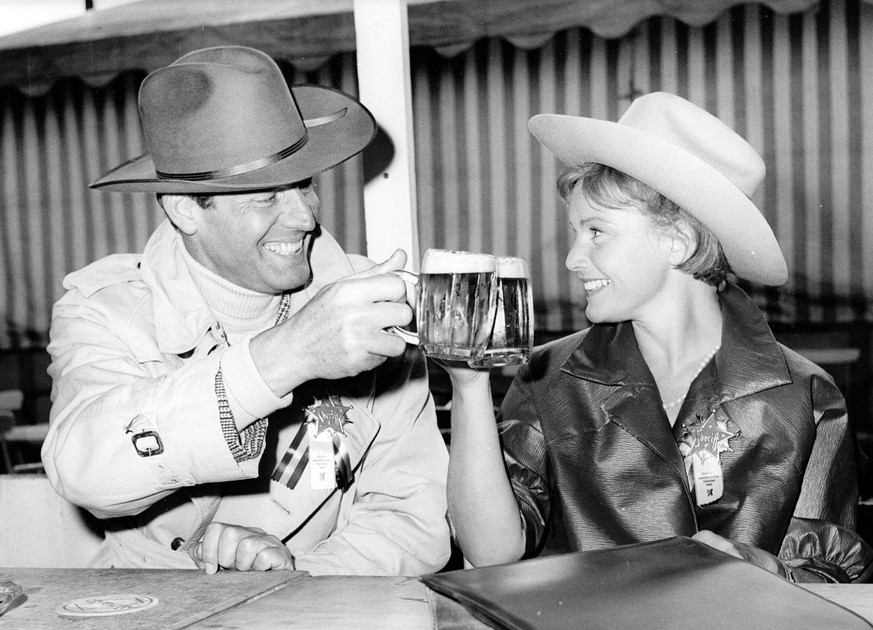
[{"xmin": 41, "ymin": 45, "xmax": 450, "ymax": 576}]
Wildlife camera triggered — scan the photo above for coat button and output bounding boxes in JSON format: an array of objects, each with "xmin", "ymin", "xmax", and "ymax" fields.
[{"xmin": 170, "ymin": 537, "xmax": 185, "ymax": 551}]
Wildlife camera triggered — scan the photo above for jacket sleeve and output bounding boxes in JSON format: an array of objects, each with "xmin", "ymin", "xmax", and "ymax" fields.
[
  {"xmin": 778, "ymin": 373, "xmax": 873, "ymax": 582},
  {"xmin": 41, "ymin": 285, "xmax": 270, "ymax": 519},
  {"xmin": 496, "ymin": 361, "xmax": 553, "ymax": 559},
  {"xmin": 293, "ymin": 348, "xmax": 451, "ymax": 576}
]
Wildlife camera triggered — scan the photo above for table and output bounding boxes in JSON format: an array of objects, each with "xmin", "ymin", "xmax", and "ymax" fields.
[
  {"xmin": 0, "ymin": 568, "xmax": 871, "ymax": 629},
  {"xmin": 187, "ymin": 577, "xmax": 873, "ymax": 629}
]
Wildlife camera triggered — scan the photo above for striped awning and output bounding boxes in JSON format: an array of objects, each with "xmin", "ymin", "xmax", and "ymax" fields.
[{"xmin": 0, "ymin": 0, "xmax": 857, "ymax": 93}]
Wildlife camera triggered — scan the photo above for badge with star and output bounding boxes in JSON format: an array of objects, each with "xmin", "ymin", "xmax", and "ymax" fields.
[
  {"xmin": 680, "ymin": 411, "xmax": 739, "ymax": 462},
  {"xmin": 305, "ymin": 396, "xmax": 352, "ymax": 437},
  {"xmin": 679, "ymin": 410, "xmax": 739, "ymax": 506}
]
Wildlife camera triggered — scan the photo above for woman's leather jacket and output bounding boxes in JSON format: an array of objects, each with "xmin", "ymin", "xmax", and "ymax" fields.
[{"xmin": 499, "ymin": 285, "xmax": 873, "ymax": 582}]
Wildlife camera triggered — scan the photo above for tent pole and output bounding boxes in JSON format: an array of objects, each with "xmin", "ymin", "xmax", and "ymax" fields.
[{"xmin": 353, "ymin": 0, "xmax": 420, "ymax": 270}]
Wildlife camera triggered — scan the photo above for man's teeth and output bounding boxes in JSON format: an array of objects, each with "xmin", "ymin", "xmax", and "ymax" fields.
[
  {"xmin": 583, "ymin": 279, "xmax": 611, "ymax": 291},
  {"xmin": 265, "ymin": 242, "xmax": 303, "ymax": 256}
]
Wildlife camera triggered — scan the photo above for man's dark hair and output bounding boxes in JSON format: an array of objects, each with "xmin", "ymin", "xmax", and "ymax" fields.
[{"xmin": 155, "ymin": 193, "xmax": 214, "ymax": 210}]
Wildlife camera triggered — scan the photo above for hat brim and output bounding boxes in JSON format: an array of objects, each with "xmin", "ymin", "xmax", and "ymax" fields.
[
  {"xmin": 91, "ymin": 85, "xmax": 376, "ymax": 194},
  {"xmin": 529, "ymin": 114, "xmax": 788, "ymax": 286}
]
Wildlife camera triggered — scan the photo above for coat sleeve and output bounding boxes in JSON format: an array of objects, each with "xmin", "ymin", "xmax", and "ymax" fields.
[
  {"xmin": 41, "ymin": 283, "xmax": 268, "ymax": 519},
  {"xmin": 292, "ymin": 347, "xmax": 451, "ymax": 576},
  {"xmin": 778, "ymin": 373, "xmax": 873, "ymax": 582},
  {"xmin": 497, "ymin": 360, "xmax": 553, "ymax": 559}
]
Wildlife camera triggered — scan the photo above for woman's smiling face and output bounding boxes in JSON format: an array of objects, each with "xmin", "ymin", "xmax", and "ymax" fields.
[{"xmin": 564, "ymin": 192, "xmax": 676, "ymax": 324}]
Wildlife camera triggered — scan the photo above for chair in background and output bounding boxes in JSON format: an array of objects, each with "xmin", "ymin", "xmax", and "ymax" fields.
[{"xmin": 0, "ymin": 389, "xmax": 48, "ymax": 474}]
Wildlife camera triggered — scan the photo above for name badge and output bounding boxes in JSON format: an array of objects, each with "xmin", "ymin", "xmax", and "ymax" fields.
[
  {"xmin": 691, "ymin": 451, "xmax": 723, "ymax": 506},
  {"xmin": 678, "ymin": 410, "xmax": 739, "ymax": 507},
  {"xmin": 308, "ymin": 423, "xmax": 337, "ymax": 492}
]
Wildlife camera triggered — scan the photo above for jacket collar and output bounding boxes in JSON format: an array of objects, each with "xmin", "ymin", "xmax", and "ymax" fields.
[
  {"xmin": 140, "ymin": 219, "xmax": 355, "ymax": 356},
  {"xmin": 559, "ymin": 284, "xmax": 791, "ymax": 488},
  {"xmin": 561, "ymin": 283, "xmax": 791, "ymax": 403}
]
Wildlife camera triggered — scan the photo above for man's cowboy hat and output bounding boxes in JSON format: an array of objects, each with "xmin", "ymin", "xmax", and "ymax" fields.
[
  {"xmin": 91, "ymin": 46, "xmax": 376, "ymax": 194},
  {"xmin": 529, "ymin": 92, "xmax": 787, "ymax": 286}
]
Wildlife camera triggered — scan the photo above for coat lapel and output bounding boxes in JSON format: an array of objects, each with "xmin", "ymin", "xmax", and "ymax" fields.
[
  {"xmin": 561, "ymin": 322, "xmax": 689, "ymax": 485},
  {"xmin": 266, "ymin": 375, "xmax": 381, "ymax": 538},
  {"xmin": 714, "ymin": 285, "xmax": 791, "ymax": 403},
  {"xmin": 558, "ymin": 285, "xmax": 794, "ymax": 497}
]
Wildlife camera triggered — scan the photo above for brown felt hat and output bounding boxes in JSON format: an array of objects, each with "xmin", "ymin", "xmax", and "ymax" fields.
[{"xmin": 91, "ymin": 46, "xmax": 376, "ymax": 194}]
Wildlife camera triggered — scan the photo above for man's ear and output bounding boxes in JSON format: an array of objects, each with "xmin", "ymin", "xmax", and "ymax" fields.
[{"xmin": 160, "ymin": 195, "xmax": 201, "ymax": 235}]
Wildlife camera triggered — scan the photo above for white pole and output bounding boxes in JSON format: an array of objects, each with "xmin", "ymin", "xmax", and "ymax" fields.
[{"xmin": 353, "ymin": 0, "xmax": 420, "ymax": 270}]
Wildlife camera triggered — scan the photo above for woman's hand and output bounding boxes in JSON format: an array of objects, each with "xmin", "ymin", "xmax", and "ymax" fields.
[
  {"xmin": 432, "ymin": 357, "xmax": 492, "ymax": 390},
  {"xmin": 692, "ymin": 530, "xmax": 786, "ymax": 577},
  {"xmin": 192, "ymin": 522, "xmax": 295, "ymax": 574}
]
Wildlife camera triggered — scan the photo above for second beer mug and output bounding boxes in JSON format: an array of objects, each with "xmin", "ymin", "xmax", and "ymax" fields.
[
  {"xmin": 468, "ymin": 256, "xmax": 534, "ymax": 368},
  {"xmin": 394, "ymin": 249, "xmax": 498, "ymax": 361}
]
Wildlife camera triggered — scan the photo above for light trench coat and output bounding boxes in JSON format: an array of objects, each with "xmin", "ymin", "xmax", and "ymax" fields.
[{"xmin": 42, "ymin": 220, "xmax": 450, "ymax": 576}]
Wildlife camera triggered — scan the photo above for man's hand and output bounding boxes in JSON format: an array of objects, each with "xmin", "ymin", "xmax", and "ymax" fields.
[
  {"xmin": 253, "ymin": 249, "xmax": 414, "ymax": 396},
  {"xmin": 692, "ymin": 530, "xmax": 785, "ymax": 576},
  {"xmin": 193, "ymin": 522, "xmax": 295, "ymax": 574}
]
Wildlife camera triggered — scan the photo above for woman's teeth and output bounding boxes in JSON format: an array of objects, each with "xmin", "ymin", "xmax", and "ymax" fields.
[{"xmin": 583, "ymin": 279, "xmax": 611, "ymax": 292}]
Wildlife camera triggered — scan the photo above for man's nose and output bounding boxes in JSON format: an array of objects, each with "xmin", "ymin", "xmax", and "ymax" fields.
[{"xmin": 278, "ymin": 188, "xmax": 317, "ymax": 230}]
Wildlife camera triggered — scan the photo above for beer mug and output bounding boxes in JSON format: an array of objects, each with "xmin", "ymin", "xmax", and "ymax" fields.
[
  {"xmin": 393, "ymin": 249, "xmax": 498, "ymax": 361},
  {"xmin": 468, "ymin": 256, "xmax": 534, "ymax": 368}
]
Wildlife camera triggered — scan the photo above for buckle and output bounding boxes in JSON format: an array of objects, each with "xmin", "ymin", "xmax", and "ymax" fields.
[{"xmin": 131, "ymin": 430, "xmax": 164, "ymax": 457}]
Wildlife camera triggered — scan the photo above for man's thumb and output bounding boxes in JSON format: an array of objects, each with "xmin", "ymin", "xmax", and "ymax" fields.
[{"xmin": 356, "ymin": 249, "xmax": 408, "ymax": 278}]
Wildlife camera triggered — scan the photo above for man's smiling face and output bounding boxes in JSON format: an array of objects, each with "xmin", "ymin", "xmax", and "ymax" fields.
[{"xmin": 185, "ymin": 180, "xmax": 320, "ymax": 294}]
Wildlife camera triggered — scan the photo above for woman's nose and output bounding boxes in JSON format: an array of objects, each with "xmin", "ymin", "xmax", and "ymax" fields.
[{"xmin": 565, "ymin": 240, "xmax": 588, "ymax": 271}]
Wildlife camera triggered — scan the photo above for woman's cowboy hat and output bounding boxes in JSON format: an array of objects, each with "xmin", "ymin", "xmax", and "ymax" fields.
[
  {"xmin": 91, "ymin": 46, "xmax": 376, "ymax": 194},
  {"xmin": 529, "ymin": 92, "xmax": 787, "ymax": 286}
]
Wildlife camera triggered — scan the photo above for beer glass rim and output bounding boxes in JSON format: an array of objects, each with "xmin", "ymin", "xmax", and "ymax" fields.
[
  {"xmin": 421, "ymin": 248, "xmax": 496, "ymax": 273},
  {"xmin": 494, "ymin": 255, "xmax": 530, "ymax": 278}
]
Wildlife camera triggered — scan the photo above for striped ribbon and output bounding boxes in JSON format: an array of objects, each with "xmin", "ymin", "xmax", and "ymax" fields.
[
  {"xmin": 271, "ymin": 420, "xmax": 310, "ymax": 490},
  {"xmin": 271, "ymin": 421, "xmax": 354, "ymax": 492},
  {"xmin": 332, "ymin": 432, "xmax": 353, "ymax": 491}
]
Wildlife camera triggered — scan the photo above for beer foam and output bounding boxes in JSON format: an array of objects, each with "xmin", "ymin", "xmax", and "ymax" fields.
[
  {"xmin": 421, "ymin": 249, "xmax": 495, "ymax": 273},
  {"xmin": 495, "ymin": 256, "xmax": 529, "ymax": 278}
]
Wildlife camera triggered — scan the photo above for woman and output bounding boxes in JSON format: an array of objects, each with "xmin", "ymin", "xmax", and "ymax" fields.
[{"xmin": 445, "ymin": 92, "xmax": 872, "ymax": 583}]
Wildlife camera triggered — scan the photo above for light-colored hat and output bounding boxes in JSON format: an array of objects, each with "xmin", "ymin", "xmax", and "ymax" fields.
[
  {"xmin": 528, "ymin": 92, "xmax": 787, "ymax": 286},
  {"xmin": 91, "ymin": 46, "xmax": 376, "ymax": 194}
]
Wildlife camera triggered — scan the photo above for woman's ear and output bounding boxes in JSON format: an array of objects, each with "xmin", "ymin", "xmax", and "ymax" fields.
[
  {"xmin": 665, "ymin": 223, "xmax": 695, "ymax": 266},
  {"xmin": 160, "ymin": 195, "xmax": 201, "ymax": 235}
]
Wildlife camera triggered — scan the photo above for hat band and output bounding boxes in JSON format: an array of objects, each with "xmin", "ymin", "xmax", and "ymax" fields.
[{"xmin": 155, "ymin": 135, "xmax": 308, "ymax": 182}]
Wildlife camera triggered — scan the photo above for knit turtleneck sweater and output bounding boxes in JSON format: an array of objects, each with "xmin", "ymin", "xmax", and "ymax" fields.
[
  {"xmin": 179, "ymin": 245, "xmax": 285, "ymax": 345},
  {"xmin": 178, "ymin": 244, "xmax": 293, "ymax": 429}
]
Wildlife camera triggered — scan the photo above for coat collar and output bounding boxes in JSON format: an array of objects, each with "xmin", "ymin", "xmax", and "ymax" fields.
[
  {"xmin": 139, "ymin": 219, "xmax": 355, "ymax": 356},
  {"xmin": 558, "ymin": 284, "xmax": 791, "ymax": 492},
  {"xmin": 561, "ymin": 283, "xmax": 791, "ymax": 404}
]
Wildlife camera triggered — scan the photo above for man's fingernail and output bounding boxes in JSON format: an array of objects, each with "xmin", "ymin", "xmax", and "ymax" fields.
[{"xmin": 205, "ymin": 563, "xmax": 217, "ymax": 574}]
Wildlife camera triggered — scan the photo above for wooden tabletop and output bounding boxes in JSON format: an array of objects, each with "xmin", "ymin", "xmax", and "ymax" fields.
[
  {"xmin": 0, "ymin": 567, "xmax": 301, "ymax": 629},
  {"xmin": 1, "ymin": 568, "xmax": 871, "ymax": 629},
  {"xmin": 186, "ymin": 578, "xmax": 873, "ymax": 629}
]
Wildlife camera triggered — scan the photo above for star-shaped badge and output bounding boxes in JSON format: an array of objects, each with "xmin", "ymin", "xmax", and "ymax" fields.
[
  {"xmin": 305, "ymin": 396, "xmax": 352, "ymax": 437},
  {"xmin": 681, "ymin": 411, "xmax": 738, "ymax": 460}
]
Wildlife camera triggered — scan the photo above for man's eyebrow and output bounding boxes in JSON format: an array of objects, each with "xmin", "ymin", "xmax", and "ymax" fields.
[{"xmin": 275, "ymin": 179, "xmax": 314, "ymax": 192}]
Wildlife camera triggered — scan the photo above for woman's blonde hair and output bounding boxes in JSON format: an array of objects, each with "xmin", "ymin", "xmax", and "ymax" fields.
[{"xmin": 557, "ymin": 162, "xmax": 730, "ymax": 290}]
